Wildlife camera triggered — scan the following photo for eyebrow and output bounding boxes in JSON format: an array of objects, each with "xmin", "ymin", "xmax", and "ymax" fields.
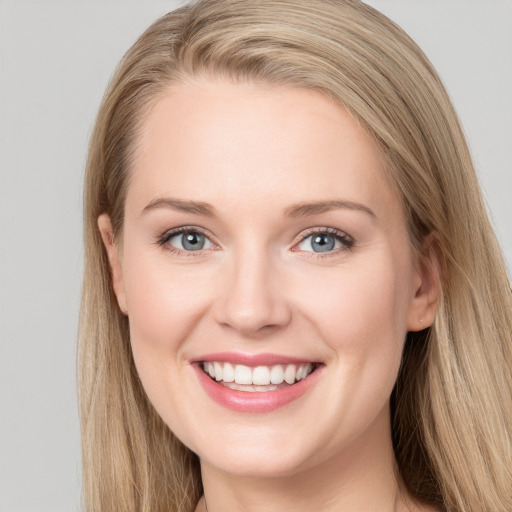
[
  {"xmin": 141, "ymin": 197, "xmax": 376, "ymax": 221},
  {"xmin": 284, "ymin": 200, "xmax": 377, "ymax": 220},
  {"xmin": 141, "ymin": 198, "xmax": 217, "ymax": 217}
]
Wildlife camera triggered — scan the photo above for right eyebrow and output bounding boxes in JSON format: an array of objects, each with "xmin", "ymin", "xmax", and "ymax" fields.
[{"xmin": 140, "ymin": 197, "xmax": 217, "ymax": 217}]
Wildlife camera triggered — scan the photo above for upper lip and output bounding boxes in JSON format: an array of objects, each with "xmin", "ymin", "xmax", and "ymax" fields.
[{"xmin": 191, "ymin": 352, "xmax": 320, "ymax": 366}]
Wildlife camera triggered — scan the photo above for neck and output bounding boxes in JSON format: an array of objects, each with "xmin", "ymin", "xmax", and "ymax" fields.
[{"xmin": 197, "ymin": 408, "xmax": 422, "ymax": 512}]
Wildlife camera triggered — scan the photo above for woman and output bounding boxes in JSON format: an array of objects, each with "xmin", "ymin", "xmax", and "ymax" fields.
[{"xmin": 79, "ymin": 1, "xmax": 512, "ymax": 511}]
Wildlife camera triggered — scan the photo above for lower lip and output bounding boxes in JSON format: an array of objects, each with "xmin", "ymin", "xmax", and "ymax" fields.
[{"xmin": 193, "ymin": 364, "xmax": 322, "ymax": 413}]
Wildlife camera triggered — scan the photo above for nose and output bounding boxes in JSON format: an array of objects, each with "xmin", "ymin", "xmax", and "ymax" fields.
[{"xmin": 213, "ymin": 248, "xmax": 292, "ymax": 337}]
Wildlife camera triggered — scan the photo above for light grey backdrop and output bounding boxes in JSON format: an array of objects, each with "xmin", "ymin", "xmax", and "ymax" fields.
[{"xmin": 0, "ymin": 1, "xmax": 510, "ymax": 511}]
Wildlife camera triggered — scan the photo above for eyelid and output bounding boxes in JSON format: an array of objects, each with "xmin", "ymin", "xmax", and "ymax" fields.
[
  {"xmin": 291, "ymin": 227, "xmax": 355, "ymax": 256},
  {"xmin": 156, "ymin": 226, "xmax": 219, "ymax": 254}
]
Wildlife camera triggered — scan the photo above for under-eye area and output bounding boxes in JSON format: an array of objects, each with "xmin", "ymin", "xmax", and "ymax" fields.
[{"xmin": 200, "ymin": 362, "xmax": 322, "ymax": 392}]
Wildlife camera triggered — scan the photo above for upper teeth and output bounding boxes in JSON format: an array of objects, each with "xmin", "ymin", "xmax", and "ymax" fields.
[{"xmin": 202, "ymin": 362, "xmax": 314, "ymax": 386}]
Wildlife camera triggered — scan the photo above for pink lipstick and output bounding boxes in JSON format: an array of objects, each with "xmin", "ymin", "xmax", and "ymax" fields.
[{"xmin": 192, "ymin": 353, "xmax": 322, "ymax": 413}]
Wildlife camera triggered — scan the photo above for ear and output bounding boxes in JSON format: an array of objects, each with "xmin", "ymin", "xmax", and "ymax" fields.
[
  {"xmin": 97, "ymin": 214, "xmax": 128, "ymax": 315},
  {"xmin": 406, "ymin": 234, "xmax": 441, "ymax": 332}
]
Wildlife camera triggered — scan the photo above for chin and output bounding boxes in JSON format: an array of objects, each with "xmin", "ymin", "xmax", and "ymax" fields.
[
  {"xmin": 200, "ymin": 445, "xmax": 312, "ymax": 478},
  {"xmin": 188, "ymin": 421, "xmax": 325, "ymax": 479}
]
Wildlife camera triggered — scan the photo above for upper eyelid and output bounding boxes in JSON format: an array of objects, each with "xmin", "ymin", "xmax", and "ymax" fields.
[
  {"xmin": 294, "ymin": 226, "xmax": 353, "ymax": 244},
  {"xmin": 160, "ymin": 225, "xmax": 213, "ymax": 240},
  {"xmin": 298, "ymin": 226, "xmax": 349, "ymax": 237}
]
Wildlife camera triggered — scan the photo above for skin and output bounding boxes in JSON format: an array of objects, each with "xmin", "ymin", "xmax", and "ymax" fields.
[{"xmin": 99, "ymin": 78, "xmax": 440, "ymax": 512}]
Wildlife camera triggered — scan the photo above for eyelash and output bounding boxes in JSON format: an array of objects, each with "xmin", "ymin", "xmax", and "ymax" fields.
[
  {"xmin": 156, "ymin": 226, "xmax": 214, "ymax": 257},
  {"xmin": 156, "ymin": 226, "xmax": 355, "ymax": 258},
  {"xmin": 294, "ymin": 227, "xmax": 355, "ymax": 259}
]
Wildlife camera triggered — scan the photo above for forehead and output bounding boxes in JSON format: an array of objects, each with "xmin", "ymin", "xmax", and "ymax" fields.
[{"xmin": 127, "ymin": 77, "xmax": 399, "ymax": 221}]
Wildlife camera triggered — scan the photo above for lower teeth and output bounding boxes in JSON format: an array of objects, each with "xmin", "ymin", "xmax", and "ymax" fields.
[{"xmin": 221, "ymin": 382, "xmax": 281, "ymax": 392}]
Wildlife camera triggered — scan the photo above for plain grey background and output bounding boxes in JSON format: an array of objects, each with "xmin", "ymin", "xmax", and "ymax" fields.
[{"xmin": 0, "ymin": 1, "xmax": 510, "ymax": 511}]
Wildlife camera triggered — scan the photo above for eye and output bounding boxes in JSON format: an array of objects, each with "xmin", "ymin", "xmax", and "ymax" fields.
[
  {"xmin": 296, "ymin": 229, "xmax": 354, "ymax": 254},
  {"xmin": 160, "ymin": 229, "xmax": 214, "ymax": 252}
]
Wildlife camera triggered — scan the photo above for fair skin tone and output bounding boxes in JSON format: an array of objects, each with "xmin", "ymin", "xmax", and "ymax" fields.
[{"xmin": 99, "ymin": 78, "xmax": 439, "ymax": 512}]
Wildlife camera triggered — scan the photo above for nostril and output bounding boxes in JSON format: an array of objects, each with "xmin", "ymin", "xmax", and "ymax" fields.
[{"xmin": 216, "ymin": 309, "xmax": 292, "ymax": 337}]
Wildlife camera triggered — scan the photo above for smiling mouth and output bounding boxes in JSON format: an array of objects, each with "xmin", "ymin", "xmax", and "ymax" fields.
[{"xmin": 201, "ymin": 361, "xmax": 319, "ymax": 392}]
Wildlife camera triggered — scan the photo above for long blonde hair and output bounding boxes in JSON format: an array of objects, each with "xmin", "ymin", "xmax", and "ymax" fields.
[{"xmin": 79, "ymin": 1, "xmax": 512, "ymax": 510}]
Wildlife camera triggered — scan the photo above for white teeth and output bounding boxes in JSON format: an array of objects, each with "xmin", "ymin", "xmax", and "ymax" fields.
[
  {"xmin": 284, "ymin": 364, "xmax": 296, "ymax": 385},
  {"xmin": 223, "ymin": 362, "xmax": 235, "ymax": 383},
  {"xmin": 202, "ymin": 361, "xmax": 315, "ymax": 387},
  {"xmin": 234, "ymin": 365, "xmax": 253, "ymax": 385},
  {"xmin": 223, "ymin": 382, "xmax": 279, "ymax": 392},
  {"xmin": 270, "ymin": 365, "xmax": 285, "ymax": 384},
  {"xmin": 214, "ymin": 362, "xmax": 223, "ymax": 381},
  {"xmin": 252, "ymin": 366, "xmax": 270, "ymax": 385},
  {"xmin": 297, "ymin": 364, "xmax": 311, "ymax": 380}
]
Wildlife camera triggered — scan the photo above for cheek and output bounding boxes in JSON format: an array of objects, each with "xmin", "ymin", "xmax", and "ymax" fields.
[
  {"xmin": 122, "ymin": 239, "xmax": 212, "ymax": 343},
  {"xmin": 286, "ymin": 257, "xmax": 411, "ymax": 448},
  {"xmin": 294, "ymin": 255, "xmax": 411, "ymax": 396},
  {"xmin": 120, "ymin": 246, "xmax": 215, "ymax": 403},
  {"xmin": 297, "ymin": 257, "xmax": 410, "ymax": 348}
]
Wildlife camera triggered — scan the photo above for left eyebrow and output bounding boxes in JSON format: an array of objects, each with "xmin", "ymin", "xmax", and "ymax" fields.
[{"xmin": 283, "ymin": 200, "xmax": 377, "ymax": 221}]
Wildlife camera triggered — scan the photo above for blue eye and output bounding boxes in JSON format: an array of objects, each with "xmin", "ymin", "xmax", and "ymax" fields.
[
  {"xmin": 165, "ymin": 230, "xmax": 213, "ymax": 251},
  {"xmin": 298, "ymin": 230, "xmax": 353, "ymax": 253}
]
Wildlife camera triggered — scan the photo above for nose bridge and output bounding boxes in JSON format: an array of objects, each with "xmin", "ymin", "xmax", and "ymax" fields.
[{"xmin": 215, "ymin": 239, "xmax": 291, "ymax": 335}]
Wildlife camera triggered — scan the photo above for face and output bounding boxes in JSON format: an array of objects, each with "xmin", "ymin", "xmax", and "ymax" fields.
[{"xmin": 100, "ymin": 78, "xmax": 437, "ymax": 479}]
